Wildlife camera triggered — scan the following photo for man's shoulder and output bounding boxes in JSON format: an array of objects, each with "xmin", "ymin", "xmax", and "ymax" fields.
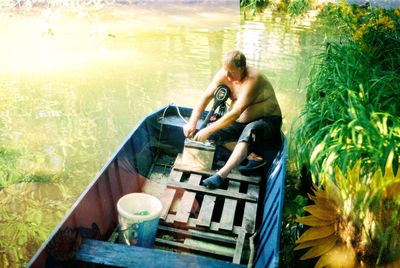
[
  {"xmin": 214, "ymin": 67, "xmax": 228, "ymax": 82},
  {"xmin": 245, "ymin": 66, "xmax": 264, "ymax": 81}
]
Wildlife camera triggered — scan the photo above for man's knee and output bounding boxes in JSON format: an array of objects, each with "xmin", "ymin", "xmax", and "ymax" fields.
[{"xmin": 222, "ymin": 142, "xmax": 237, "ymax": 151}]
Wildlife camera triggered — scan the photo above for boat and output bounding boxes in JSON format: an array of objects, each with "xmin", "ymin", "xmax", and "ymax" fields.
[{"xmin": 28, "ymin": 104, "xmax": 287, "ymax": 268}]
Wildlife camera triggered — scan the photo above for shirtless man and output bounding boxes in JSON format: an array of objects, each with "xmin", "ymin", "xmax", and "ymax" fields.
[{"xmin": 183, "ymin": 50, "xmax": 282, "ymax": 189}]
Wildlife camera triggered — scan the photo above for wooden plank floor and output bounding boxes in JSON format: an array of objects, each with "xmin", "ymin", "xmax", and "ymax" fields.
[
  {"xmin": 174, "ymin": 174, "xmax": 202, "ymax": 223},
  {"xmin": 196, "ymin": 195, "xmax": 216, "ymax": 227},
  {"xmin": 146, "ymin": 153, "xmax": 262, "ymax": 265},
  {"xmin": 219, "ymin": 181, "xmax": 240, "ymax": 231}
]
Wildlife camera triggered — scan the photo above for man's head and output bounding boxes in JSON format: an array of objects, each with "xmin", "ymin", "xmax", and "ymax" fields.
[{"xmin": 223, "ymin": 50, "xmax": 246, "ymax": 82}]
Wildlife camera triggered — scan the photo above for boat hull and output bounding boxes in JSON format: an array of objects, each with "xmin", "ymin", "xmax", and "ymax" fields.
[{"xmin": 28, "ymin": 105, "xmax": 286, "ymax": 268}]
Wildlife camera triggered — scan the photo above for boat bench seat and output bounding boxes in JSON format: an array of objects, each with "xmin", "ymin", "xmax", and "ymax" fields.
[{"xmin": 74, "ymin": 238, "xmax": 244, "ymax": 267}]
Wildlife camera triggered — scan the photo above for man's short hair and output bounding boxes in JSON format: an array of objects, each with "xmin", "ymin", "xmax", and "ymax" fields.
[{"xmin": 224, "ymin": 50, "xmax": 246, "ymax": 69}]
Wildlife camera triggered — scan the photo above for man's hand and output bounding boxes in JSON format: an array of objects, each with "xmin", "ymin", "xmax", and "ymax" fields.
[
  {"xmin": 183, "ymin": 122, "xmax": 197, "ymax": 138},
  {"xmin": 194, "ymin": 128, "xmax": 211, "ymax": 142}
]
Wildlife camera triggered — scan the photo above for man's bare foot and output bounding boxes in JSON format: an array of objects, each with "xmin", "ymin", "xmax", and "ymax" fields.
[{"xmin": 247, "ymin": 152, "xmax": 263, "ymax": 161}]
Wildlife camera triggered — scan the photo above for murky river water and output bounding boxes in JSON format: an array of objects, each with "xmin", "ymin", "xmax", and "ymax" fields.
[{"xmin": 0, "ymin": 2, "xmax": 331, "ymax": 266}]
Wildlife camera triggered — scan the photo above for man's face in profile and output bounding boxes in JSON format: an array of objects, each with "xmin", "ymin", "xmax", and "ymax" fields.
[{"xmin": 224, "ymin": 63, "xmax": 242, "ymax": 82}]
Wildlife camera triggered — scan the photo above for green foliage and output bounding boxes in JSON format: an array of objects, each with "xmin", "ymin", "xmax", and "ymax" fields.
[
  {"xmin": 321, "ymin": 3, "xmax": 400, "ymax": 59},
  {"xmin": 240, "ymin": 0, "xmax": 269, "ymax": 8},
  {"xmin": 290, "ymin": 3, "xmax": 400, "ymax": 265},
  {"xmin": 240, "ymin": 0, "xmax": 270, "ymax": 15},
  {"xmin": 280, "ymin": 172, "xmax": 310, "ymax": 267},
  {"xmin": 288, "ymin": 0, "xmax": 311, "ymax": 16},
  {"xmin": 241, "ymin": 0, "xmax": 314, "ymax": 16},
  {"xmin": 291, "ymin": 33, "xmax": 400, "ymax": 182}
]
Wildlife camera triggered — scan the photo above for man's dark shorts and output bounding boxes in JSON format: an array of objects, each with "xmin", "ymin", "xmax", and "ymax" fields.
[{"xmin": 209, "ymin": 116, "xmax": 282, "ymax": 156}]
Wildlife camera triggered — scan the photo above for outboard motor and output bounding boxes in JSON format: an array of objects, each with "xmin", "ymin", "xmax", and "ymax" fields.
[
  {"xmin": 199, "ymin": 85, "xmax": 230, "ymax": 129},
  {"xmin": 181, "ymin": 85, "xmax": 230, "ymax": 171}
]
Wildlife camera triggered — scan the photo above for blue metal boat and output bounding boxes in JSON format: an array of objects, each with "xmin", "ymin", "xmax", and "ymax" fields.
[{"xmin": 28, "ymin": 105, "xmax": 286, "ymax": 268}]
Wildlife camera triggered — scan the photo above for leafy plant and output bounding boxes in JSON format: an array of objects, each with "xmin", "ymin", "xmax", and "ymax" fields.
[
  {"xmin": 295, "ymin": 160, "xmax": 400, "ymax": 266},
  {"xmin": 288, "ymin": 0, "xmax": 311, "ymax": 16},
  {"xmin": 291, "ymin": 2, "xmax": 400, "ymax": 266},
  {"xmin": 280, "ymin": 192, "xmax": 309, "ymax": 267},
  {"xmin": 240, "ymin": 0, "xmax": 270, "ymax": 15},
  {"xmin": 321, "ymin": 3, "xmax": 400, "ymax": 65},
  {"xmin": 291, "ymin": 40, "xmax": 400, "ymax": 182}
]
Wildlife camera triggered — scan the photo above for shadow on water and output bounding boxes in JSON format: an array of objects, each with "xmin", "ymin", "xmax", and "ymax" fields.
[{"xmin": 0, "ymin": 2, "xmax": 332, "ymax": 266}]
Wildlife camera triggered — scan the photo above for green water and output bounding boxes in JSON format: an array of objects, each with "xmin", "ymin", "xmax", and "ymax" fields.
[{"xmin": 0, "ymin": 3, "xmax": 330, "ymax": 266}]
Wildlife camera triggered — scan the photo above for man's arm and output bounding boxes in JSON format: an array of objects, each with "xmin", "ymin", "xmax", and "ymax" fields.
[
  {"xmin": 183, "ymin": 69, "xmax": 223, "ymax": 137},
  {"xmin": 194, "ymin": 79, "xmax": 258, "ymax": 141}
]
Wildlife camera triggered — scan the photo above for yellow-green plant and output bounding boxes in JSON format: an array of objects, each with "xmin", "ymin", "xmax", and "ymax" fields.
[
  {"xmin": 295, "ymin": 159, "xmax": 400, "ymax": 266},
  {"xmin": 321, "ymin": 3, "xmax": 400, "ymax": 62}
]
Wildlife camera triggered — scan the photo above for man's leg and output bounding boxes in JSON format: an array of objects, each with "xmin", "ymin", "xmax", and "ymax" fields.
[
  {"xmin": 238, "ymin": 117, "xmax": 282, "ymax": 173},
  {"xmin": 202, "ymin": 141, "xmax": 249, "ymax": 188},
  {"xmin": 223, "ymin": 142, "xmax": 237, "ymax": 152},
  {"xmin": 223, "ymin": 141, "xmax": 263, "ymax": 162},
  {"xmin": 217, "ymin": 141, "xmax": 248, "ymax": 178}
]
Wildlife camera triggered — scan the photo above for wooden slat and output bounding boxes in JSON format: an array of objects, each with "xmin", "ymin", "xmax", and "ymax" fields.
[
  {"xmin": 164, "ymin": 216, "xmax": 244, "ymax": 235},
  {"xmin": 188, "ymin": 173, "xmax": 202, "ymax": 184},
  {"xmin": 167, "ymin": 181, "xmax": 257, "ymax": 202},
  {"xmin": 219, "ymin": 181, "xmax": 240, "ymax": 231},
  {"xmin": 174, "ymin": 154, "xmax": 260, "ymax": 184},
  {"xmin": 233, "ymin": 230, "xmax": 246, "ymax": 264},
  {"xmin": 242, "ymin": 184, "xmax": 259, "ymax": 233},
  {"xmin": 168, "ymin": 170, "xmax": 183, "ymax": 182},
  {"xmin": 74, "ymin": 239, "xmax": 244, "ymax": 268},
  {"xmin": 174, "ymin": 173, "xmax": 202, "ymax": 223},
  {"xmin": 158, "ymin": 225, "xmax": 236, "ymax": 245},
  {"xmin": 156, "ymin": 238, "xmax": 234, "ymax": 258},
  {"xmin": 160, "ymin": 188, "xmax": 176, "ymax": 220},
  {"xmin": 141, "ymin": 180, "xmax": 176, "ymax": 221},
  {"xmin": 196, "ymin": 195, "xmax": 216, "ymax": 227},
  {"xmin": 174, "ymin": 192, "xmax": 196, "ymax": 223}
]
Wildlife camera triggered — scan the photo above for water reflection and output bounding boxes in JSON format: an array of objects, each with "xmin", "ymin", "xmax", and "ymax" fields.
[
  {"xmin": 0, "ymin": 3, "xmax": 330, "ymax": 266},
  {"xmin": 0, "ymin": 3, "xmax": 239, "ymax": 266}
]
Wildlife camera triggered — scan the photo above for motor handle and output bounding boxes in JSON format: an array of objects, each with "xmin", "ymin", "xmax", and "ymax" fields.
[{"xmin": 199, "ymin": 85, "xmax": 230, "ymax": 129}]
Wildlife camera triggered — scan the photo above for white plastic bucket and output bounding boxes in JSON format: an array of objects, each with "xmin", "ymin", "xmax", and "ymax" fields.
[{"xmin": 117, "ymin": 193, "xmax": 162, "ymax": 247}]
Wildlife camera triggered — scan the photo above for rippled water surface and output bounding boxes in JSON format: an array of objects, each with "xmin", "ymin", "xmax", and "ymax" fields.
[{"xmin": 0, "ymin": 3, "xmax": 330, "ymax": 266}]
